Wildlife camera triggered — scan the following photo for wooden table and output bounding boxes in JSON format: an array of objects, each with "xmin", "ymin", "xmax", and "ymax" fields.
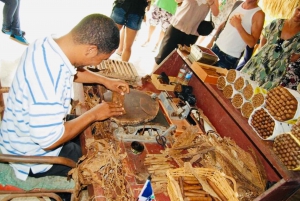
[
  {"xmin": 153, "ymin": 49, "xmax": 300, "ymax": 201},
  {"xmin": 73, "ymin": 48, "xmax": 300, "ymax": 200},
  {"xmin": 73, "ymin": 83, "xmax": 171, "ymax": 201}
]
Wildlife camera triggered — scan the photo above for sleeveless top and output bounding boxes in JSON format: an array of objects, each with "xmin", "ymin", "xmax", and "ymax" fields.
[{"xmin": 216, "ymin": 3, "xmax": 261, "ymax": 58}]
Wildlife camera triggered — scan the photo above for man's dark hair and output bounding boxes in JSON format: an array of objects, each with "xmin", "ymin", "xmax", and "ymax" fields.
[{"xmin": 71, "ymin": 13, "xmax": 119, "ymax": 54}]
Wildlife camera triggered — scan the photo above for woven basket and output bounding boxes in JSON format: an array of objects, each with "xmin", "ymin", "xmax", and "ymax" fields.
[{"xmin": 167, "ymin": 163, "xmax": 238, "ymax": 201}]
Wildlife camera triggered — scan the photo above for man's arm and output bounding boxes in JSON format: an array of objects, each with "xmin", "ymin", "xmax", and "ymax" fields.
[
  {"xmin": 45, "ymin": 100, "xmax": 125, "ymax": 150},
  {"xmin": 74, "ymin": 67, "xmax": 130, "ymax": 94},
  {"xmin": 206, "ymin": 21, "xmax": 226, "ymax": 49},
  {"xmin": 230, "ymin": 10, "xmax": 265, "ymax": 48}
]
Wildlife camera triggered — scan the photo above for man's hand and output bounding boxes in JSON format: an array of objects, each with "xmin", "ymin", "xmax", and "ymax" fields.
[
  {"xmin": 230, "ymin": 14, "xmax": 242, "ymax": 28},
  {"xmin": 89, "ymin": 101, "xmax": 125, "ymax": 121},
  {"xmin": 104, "ymin": 77, "xmax": 130, "ymax": 95}
]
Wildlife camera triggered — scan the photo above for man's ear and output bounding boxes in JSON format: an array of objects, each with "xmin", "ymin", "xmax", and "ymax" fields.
[{"xmin": 85, "ymin": 45, "xmax": 98, "ymax": 57}]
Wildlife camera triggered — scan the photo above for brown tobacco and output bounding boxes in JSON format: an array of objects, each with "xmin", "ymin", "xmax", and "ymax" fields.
[
  {"xmin": 291, "ymin": 120, "xmax": 300, "ymax": 142},
  {"xmin": 273, "ymin": 133, "xmax": 300, "ymax": 170},
  {"xmin": 226, "ymin": 69, "xmax": 237, "ymax": 83},
  {"xmin": 223, "ymin": 84, "xmax": 233, "ymax": 99},
  {"xmin": 241, "ymin": 102, "xmax": 254, "ymax": 118},
  {"xmin": 265, "ymin": 86, "xmax": 298, "ymax": 121},
  {"xmin": 234, "ymin": 76, "xmax": 245, "ymax": 91},
  {"xmin": 243, "ymin": 84, "xmax": 254, "ymax": 100},
  {"xmin": 232, "ymin": 93, "xmax": 244, "ymax": 108},
  {"xmin": 251, "ymin": 93, "xmax": 265, "ymax": 108},
  {"xmin": 250, "ymin": 108, "xmax": 275, "ymax": 139},
  {"xmin": 217, "ymin": 76, "xmax": 226, "ymax": 90}
]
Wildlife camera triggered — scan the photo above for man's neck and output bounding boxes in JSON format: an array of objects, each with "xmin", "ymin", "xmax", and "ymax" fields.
[{"xmin": 242, "ymin": 1, "xmax": 258, "ymax": 10}]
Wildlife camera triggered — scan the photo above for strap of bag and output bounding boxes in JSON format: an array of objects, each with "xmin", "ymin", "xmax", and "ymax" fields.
[{"xmin": 215, "ymin": 0, "xmax": 243, "ymax": 40}]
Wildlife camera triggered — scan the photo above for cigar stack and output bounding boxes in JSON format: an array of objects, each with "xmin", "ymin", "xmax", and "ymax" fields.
[
  {"xmin": 273, "ymin": 133, "xmax": 300, "ymax": 170},
  {"xmin": 252, "ymin": 93, "xmax": 265, "ymax": 108},
  {"xmin": 242, "ymin": 84, "xmax": 254, "ymax": 101},
  {"xmin": 222, "ymin": 84, "xmax": 234, "ymax": 99},
  {"xmin": 265, "ymin": 86, "xmax": 298, "ymax": 122},
  {"xmin": 226, "ymin": 69, "xmax": 238, "ymax": 83},
  {"xmin": 178, "ymin": 176, "xmax": 213, "ymax": 201},
  {"xmin": 250, "ymin": 108, "xmax": 275, "ymax": 139},
  {"xmin": 234, "ymin": 76, "xmax": 246, "ymax": 91},
  {"xmin": 241, "ymin": 101, "xmax": 254, "ymax": 118},
  {"xmin": 232, "ymin": 93, "xmax": 244, "ymax": 109},
  {"xmin": 291, "ymin": 119, "xmax": 300, "ymax": 141},
  {"xmin": 217, "ymin": 76, "xmax": 226, "ymax": 90}
]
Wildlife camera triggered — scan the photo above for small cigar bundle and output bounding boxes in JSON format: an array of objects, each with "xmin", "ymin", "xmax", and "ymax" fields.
[
  {"xmin": 242, "ymin": 84, "xmax": 254, "ymax": 100},
  {"xmin": 217, "ymin": 76, "xmax": 226, "ymax": 90},
  {"xmin": 177, "ymin": 176, "xmax": 213, "ymax": 201},
  {"xmin": 251, "ymin": 93, "xmax": 265, "ymax": 108},
  {"xmin": 291, "ymin": 120, "xmax": 300, "ymax": 141},
  {"xmin": 241, "ymin": 102, "xmax": 254, "ymax": 118},
  {"xmin": 226, "ymin": 69, "xmax": 237, "ymax": 83},
  {"xmin": 202, "ymin": 68, "xmax": 223, "ymax": 77},
  {"xmin": 250, "ymin": 108, "xmax": 275, "ymax": 139},
  {"xmin": 273, "ymin": 133, "xmax": 300, "ymax": 170},
  {"xmin": 265, "ymin": 86, "xmax": 298, "ymax": 121},
  {"xmin": 222, "ymin": 84, "xmax": 233, "ymax": 99},
  {"xmin": 234, "ymin": 76, "xmax": 246, "ymax": 91},
  {"xmin": 232, "ymin": 93, "xmax": 244, "ymax": 109}
]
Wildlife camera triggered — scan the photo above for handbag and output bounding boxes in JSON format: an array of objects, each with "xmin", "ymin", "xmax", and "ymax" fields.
[{"xmin": 197, "ymin": 12, "xmax": 215, "ymax": 36}]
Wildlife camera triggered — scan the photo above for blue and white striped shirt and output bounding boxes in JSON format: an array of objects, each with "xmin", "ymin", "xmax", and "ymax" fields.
[{"xmin": 0, "ymin": 36, "xmax": 77, "ymax": 181}]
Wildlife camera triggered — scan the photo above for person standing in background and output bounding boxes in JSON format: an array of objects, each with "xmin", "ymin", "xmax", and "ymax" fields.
[
  {"xmin": 141, "ymin": 0, "xmax": 177, "ymax": 52},
  {"xmin": 153, "ymin": 0, "xmax": 219, "ymax": 69},
  {"xmin": 208, "ymin": 0, "xmax": 265, "ymax": 69},
  {"xmin": 111, "ymin": 0, "xmax": 151, "ymax": 61},
  {"xmin": 0, "ymin": 0, "xmax": 28, "ymax": 45},
  {"xmin": 241, "ymin": 6, "xmax": 300, "ymax": 90}
]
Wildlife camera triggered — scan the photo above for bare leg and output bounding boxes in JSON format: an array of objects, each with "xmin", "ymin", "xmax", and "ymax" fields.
[
  {"xmin": 142, "ymin": 24, "xmax": 156, "ymax": 47},
  {"xmin": 153, "ymin": 29, "xmax": 165, "ymax": 51},
  {"xmin": 116, "ymin": 25, "xmax": 124, "ymax": 56},
  {"xmin": 121, "ymin": 27, "xmax": 138, "ymax": 61}
]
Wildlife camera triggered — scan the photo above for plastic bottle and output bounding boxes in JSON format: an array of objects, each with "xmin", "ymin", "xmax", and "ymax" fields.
[
  {"xmin": 176, "ymin": 64, "xmax": 187, "ymax": 84},
  {"xmin": 182, "ymin": 71, "xmax": 193, "ymax": 85}
]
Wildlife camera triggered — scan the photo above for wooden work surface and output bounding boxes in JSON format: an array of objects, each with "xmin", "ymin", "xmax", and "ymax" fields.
[
  {"xmin": 153, "ymin": 49, "xmax": 300, "ymax": 201},
  {"xmin": 73, "ymin": 49, "xmax": 300, "ymax": 200},
  {"xmin": 73, "ymin": 82, "xmax": 172, "ymax": 201}
]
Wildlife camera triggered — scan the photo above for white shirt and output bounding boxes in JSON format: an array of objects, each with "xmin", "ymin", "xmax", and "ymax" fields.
[
  {"xmin": 0, "ymin": 35, "xmax": 77, "ymax": 180},
  {"xmin": 216, "ymin": 3, "xmax": 261, "ymax": 58}
]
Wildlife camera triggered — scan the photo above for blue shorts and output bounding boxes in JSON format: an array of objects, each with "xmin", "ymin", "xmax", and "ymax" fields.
[
  {"xmin": 111, "ymin": 7, "xmax": 144, "ymax": 30},
  {"xmin": 212, "ymin": 44, "xmax": 239, "ymax": 70}
]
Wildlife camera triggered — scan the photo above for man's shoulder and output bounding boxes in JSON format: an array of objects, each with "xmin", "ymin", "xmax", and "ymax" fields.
[{"xmin": 253, "ymin": 9, "xmax": 265, "ymax": 20}]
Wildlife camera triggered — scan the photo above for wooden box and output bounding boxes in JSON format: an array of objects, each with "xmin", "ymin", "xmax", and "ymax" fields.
[
  {"xmin": 151, "ymin": 74, "xmax": 176, "ymax": 91},
  {"xmin": 191, "ymin": 62, "xmax": 227, "ymax": 85},
  {"xmin": 188, "ymin": 45, "xmax": 219, "ymax": 65}
]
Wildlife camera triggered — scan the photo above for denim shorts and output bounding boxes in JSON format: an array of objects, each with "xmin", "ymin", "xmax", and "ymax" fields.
[
  {"xmin": 212, "ymin": 44, "xmax": 239, "ymax": 70},
  {"xmin": 111, "ymin": 7, "xmax": 144, "ymax": 30}
]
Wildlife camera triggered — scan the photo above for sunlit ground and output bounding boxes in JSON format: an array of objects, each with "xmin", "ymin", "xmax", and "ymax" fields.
[{"xmin": 0, "ymin": 0, "xmax": 157, "ymax": 86}]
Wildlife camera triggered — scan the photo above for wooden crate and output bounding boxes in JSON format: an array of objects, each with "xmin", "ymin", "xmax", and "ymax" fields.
[
  {"xmin": 151, "ymin": 74, "xmax": 176, "ymax": 91},
  {"xmin": 191, "ymin": 62, "xmax": 228, "ymax": 85}
]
